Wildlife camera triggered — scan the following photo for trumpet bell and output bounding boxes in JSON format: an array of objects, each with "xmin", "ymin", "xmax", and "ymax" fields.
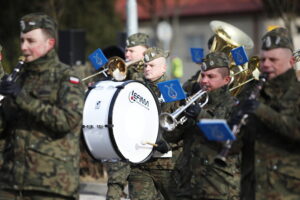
[
  {"xmin": 106, "ymin": 56, "xmax": 127, "ymax": 81},
  {"xmin": 159, "ymin": 113, "xmax": 177, "ymax": 132}
]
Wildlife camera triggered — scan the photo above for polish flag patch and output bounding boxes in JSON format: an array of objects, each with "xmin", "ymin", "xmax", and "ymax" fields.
[{"xmin": 69, "ymin": 76, "xmax": 80, "ymax": 84}]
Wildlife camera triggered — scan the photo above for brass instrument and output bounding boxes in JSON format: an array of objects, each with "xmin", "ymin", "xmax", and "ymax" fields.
[
  {"xmin": 207, "ymin": 20, "xmax": 259, "ymax": 96},
  {"xmin": 214, "ymin": 72, "xmax": 268, "ymax": 167},
  {"xmin": 82, "ymin": 57, "xmax": 143, "ymax": 82},
  {"xmin": 159, "ymin": 89, "xmax": 209, "ymax": 132}
]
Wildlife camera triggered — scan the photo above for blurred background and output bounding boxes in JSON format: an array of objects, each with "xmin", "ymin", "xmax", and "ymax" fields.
[{"xmin": 1, "ymin": 0, "xmax": 300, "ymax": 82}]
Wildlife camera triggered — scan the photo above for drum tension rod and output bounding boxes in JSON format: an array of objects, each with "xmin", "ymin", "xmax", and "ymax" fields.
[{"xmin": 116, "ymin": 85, "xmax": 125, "ymax": 89}]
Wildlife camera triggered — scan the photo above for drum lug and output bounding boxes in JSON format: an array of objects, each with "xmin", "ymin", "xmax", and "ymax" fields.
[
  {"xmin": 105, "ymin": 124, "xmax": 114, "ymax": 128},
  {"xmin": 82, "ymin": 125, "xmax": 94, "ymax": 128}
]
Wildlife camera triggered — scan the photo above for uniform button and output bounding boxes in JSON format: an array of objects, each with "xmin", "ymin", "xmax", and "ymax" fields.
[
  {"xmin": 13, "ymin": 185, "xmax": 18, "ymax": 189},
  {"xmin": 256, "ymin": 159, "xmax": 261, "ymax": 164},
  {"xmin": 272, "ymin": 165, "xmax": 278, "ymax": 170},
  {"xmin": 30, "ymin": 145, "xmax": 35, "ymax": 148}
]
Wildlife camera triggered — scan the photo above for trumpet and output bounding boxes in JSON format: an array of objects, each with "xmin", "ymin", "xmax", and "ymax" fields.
[
  {"xmin": 159, "ymin": 89, "xmax": 209, "ymax": 132},
  {"xmin": 82, "ymin": 57, "xmax": 143, "ymax": 82}
]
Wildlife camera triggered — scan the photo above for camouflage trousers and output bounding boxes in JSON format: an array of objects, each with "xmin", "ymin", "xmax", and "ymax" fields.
[
  {"xmin": 128, "ymin": 167, "xmax": 178, "ymax": 200},
  {"xmin": 0, "ymin": 189, "xmax": 76, "ymax": 200},
  {"xmin": 105, "ymin": 161, "xmax": 131, "ymax": 200}
]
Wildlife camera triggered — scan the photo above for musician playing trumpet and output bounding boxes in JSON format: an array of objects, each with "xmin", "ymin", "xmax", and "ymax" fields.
[{"xmin": 174, "ymin": 52, "xmax": 240, "ymax": 200}]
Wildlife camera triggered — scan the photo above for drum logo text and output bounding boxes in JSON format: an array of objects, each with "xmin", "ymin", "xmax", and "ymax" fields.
[
  {"xmin": 129, "ymin": 90, "xmax": 149, "ymax": 110},
  {"xmin": 95, "ymin": 101, "xmax": 101, "ymax": 109}
]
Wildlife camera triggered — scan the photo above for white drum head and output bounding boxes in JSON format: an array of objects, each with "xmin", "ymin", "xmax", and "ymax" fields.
[{"xmin": 109, "ymin": 81, "xmax": 159, "ymax": 163}]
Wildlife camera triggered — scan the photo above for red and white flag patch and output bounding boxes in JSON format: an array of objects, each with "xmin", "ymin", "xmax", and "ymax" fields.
[{"xmin": 69, "ymin": 76, "xmax": 80, "ymax": 84}]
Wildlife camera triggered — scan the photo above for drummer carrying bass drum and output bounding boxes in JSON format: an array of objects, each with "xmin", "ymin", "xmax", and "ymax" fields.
[{"xmin": 127, "ymin": 47, "xmax": 182, "ymax": 200}]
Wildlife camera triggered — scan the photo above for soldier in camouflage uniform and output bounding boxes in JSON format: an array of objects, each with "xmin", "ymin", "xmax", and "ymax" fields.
[
  {"xmin": 240, "ymin": 28, "xmax": 300, "ymax": 200},
  {"xmin": 175, "ymin": 52, "xmax": 239, "ymax": 200},
  {"xmin": 125, "ymin": 32, "xmax": 149, "ymax": 80},
  {"xmin": 128, "ymin": 47, "xmax": 182, "ymax": 200},
  {"xmin": 105, "ymin": 32, "xmax": 150, "ymax": 200},
  {"xmin": 0, "ymin": 13, "xmax": 84, "ymax": 199},
  {"xmin": 0, "ymin": 44, "xmax": 4, "ymax": 169}
]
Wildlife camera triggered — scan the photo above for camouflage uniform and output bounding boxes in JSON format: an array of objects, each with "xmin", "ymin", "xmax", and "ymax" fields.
[
  {"xmin": 128, "ymin": 47, "xmax": 182, "ymax": 200},
  {"xmin": 0, "ymin": 13, "xmax": 85, "ymax": 199},
  {"xmin": 0, "ymin": 44, "xmax": 3, "ymax": 169},
  {"xmin": 106, "ymin": 33, "xmax": 149, "ymax": 200},
  {"xmin": 175, "ymin": 52, "xmax": 240, "ymax": 200},
  {"xmin": 240, "ymin": 28, "xmax": 300, "ymax": 200}
]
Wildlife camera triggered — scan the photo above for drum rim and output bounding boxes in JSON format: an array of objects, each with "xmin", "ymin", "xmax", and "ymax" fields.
[{"xmin": 108, "ymin": 80, "xmax": 161, "ymax": 163}]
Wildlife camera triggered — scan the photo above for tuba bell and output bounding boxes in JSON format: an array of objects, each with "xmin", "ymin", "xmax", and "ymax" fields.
[{"xmin": 208, "ymin": 20, "xmax": 259, "ymax": 96}]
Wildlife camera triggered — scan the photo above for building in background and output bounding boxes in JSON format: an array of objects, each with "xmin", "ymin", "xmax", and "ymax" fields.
[{"xmin": 115, "ymin": 0, "xmax": 300, "ymax": 82}]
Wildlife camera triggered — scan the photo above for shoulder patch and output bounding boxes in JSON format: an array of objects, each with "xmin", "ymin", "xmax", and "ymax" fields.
[{"xmin": 69, "ymin": 76, "xmax": 80, "ymax": 84}]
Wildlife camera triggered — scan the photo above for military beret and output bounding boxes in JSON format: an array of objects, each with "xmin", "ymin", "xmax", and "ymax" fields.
[
  {"xmin": 261, "ymin": 27, "xmax": 293, "ymax": 51},
  {"xmin": 126, "ymin": 33, "xmax": 150, "ymax": 48},
  {"xmin": 143, "ymin": 47, "xmax": 169, "ymax": 63},
  {"xmin": 20, "ymin": 13, "xmax": 57, "ymax": 38},
  {"xmin": 201, "ymin": 51, "xmax": 229, "ymax": 71}
]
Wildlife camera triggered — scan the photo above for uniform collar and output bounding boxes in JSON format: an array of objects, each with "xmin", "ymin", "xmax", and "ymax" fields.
[
  {"xmin": 25, "ymin": 49, "xmax": 59, "ymax": 72},
  {"xmin": 207, "ymin": 85, "xmax": 230, "ymax": 105}
]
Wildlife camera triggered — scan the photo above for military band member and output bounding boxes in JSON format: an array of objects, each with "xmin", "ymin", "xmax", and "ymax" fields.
[
  {"xmin": 125, "ymin": 32, "xmax": 149, "ymax": 80},
  {"xmin": 240, "ymin": 27, "xmax": 300, "ymax": 200},
  {"xmin": 0, "ymin": 13, "xmax": 84, "ymax": 199},
  {"xmin": 105, "ymin": 32, "xmax": 150, "ymax": 200},
  {"xmin": 128, "ymin": 47, "xmax": 182, "ymax": 200},
  {"xmin": 175, "ymin": 52, "xmax": 240, "ymax": 200}
]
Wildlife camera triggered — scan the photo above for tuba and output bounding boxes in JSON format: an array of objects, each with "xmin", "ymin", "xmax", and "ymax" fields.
[
  {"xmin": 82, "ymin": 57, "xmax": 143, "ymax": 82},
  {"xmin": 208, "ymin": 20, "xmax": 260, "ymax": 96}
]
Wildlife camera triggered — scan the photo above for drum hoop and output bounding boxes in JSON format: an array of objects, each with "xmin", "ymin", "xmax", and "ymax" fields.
[{"xmin": 107, "ymin": 80, "xmax": 161, "ymax": 163}]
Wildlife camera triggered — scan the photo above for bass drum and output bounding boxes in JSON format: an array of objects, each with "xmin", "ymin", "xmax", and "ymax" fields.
[{"xmin": 83, "ymin": 80, "xmax": 160, "ymax": 163}]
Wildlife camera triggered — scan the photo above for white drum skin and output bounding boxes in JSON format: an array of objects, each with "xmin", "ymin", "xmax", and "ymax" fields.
[{"xmin": 83, "ymin": 80, "xmax": 160, "ymax": 163}]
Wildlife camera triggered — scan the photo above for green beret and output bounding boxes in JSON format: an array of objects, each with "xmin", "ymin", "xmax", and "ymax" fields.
[
  {"xmin": 261, "ymin": 27, "xmax": 293, "ymax": 51},
  {"xmin": 143, "ymin": 47, "xmax": 169, "ymax": 63},
  {"xmin": 201, "ymin": 52, "xmax": 229, "ymax": 71},
  {"xmin": 126, "ymin": 33, "xmax": 149, "ymax": 48},
  {"xmin": 20, "ymin": 13, "xmax": 57, "ymax": 39}
]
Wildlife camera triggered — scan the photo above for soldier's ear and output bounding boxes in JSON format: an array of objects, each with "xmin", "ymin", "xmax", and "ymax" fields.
[{"xmin": 47, "ymin": 38, "xmax": 56, "ymax": 49}]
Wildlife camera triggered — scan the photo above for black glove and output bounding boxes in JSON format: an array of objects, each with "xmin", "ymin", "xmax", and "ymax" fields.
[
  {"xmin": 153, "ymin": 140, "xmax": 170, "ymax": 154},
  {"xmin": 0, "ymin": 80, "xmax": 21, "ymax": 97},
  {"xmin": 184, "ymin": 103, "xmax": 201, "ymax": 119},
  {"xmin": 239, "ymin": 99, "xmax": 259, "ymax": 115}
]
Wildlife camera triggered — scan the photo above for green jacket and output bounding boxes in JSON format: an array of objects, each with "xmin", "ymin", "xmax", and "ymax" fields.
[
  {"xmin": 0, "ymin": 50, "xmax": 85, "ymax": 198},
  {"xmin": 176, "ymin": 85, "xmax": 240, "ymax": 200},
  {"xmin": 241, "ymin": 69, "xmax": 300, "ymax": 200}
]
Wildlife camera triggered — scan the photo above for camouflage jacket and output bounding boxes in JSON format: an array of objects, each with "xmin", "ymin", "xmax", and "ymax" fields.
[
  {"xmin": 126, "ymin": 60, "xmax": 144, "ymax": 81},
  {"xmin": 0, "ymin": 50, "xmax": 85, "ymax": 198},
  {"xmin": 175, "ymin": 85, "xmax": 240, "ymax": 200},
  {"xmin": 133, "ymin": 75, "xmax": 182, "ymax": 170},
  {"xmin": 241, "ymin": 69, "xmax": 300, "ymax": 200}
]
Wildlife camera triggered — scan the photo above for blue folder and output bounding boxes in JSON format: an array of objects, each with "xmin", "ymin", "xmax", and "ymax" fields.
[{"xmin": 197, "ymin": 119, "xmax": 236, "ymax": 141}]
